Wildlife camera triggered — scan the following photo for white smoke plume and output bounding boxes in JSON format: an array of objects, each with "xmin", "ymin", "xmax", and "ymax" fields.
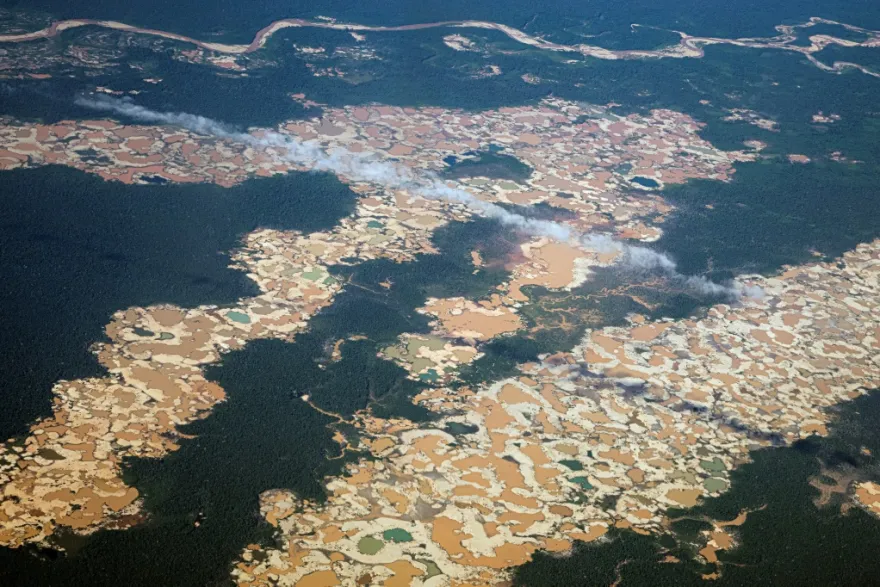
[{"xmin": 75, "ymin": 95, "xmax": 761, "ymax": 300}]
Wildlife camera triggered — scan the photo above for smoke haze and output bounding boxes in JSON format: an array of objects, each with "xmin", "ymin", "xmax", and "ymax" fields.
[{"xmin": 75, "ymin": 95, "xmax": 761, "ymax": 300}]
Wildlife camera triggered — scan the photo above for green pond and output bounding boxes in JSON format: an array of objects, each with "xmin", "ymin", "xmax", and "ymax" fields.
[
  {"xmin": 699, "ymin": 457, "xmax": 726, "ymax": 473},
  {"xmin": 417, "ymin": 559, "xmax": 443, "ymax": 579},
  {"xmin": 382, "ymin": 528, "xmax": 414, "ymax": 543},
  {"xmin": 418, "ymin": 369, "xmax": 440, "ymax": 382},
  {"xmin": 702, "ymin": 478, "xmax": 728, "ymax": 492},
  {"xmin": 357, "ymin": 536, "xmax": 385, "ymax": 555},
  {"xmin": 571, "ymin": 476, "xmax": 594, "ymax": 490},
  {"xmin": 226, "ymin": 311, "xmax": 251, "ymax": 324}
]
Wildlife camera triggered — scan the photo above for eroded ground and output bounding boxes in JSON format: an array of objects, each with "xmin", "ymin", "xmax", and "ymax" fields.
[
  {"xmin": 0, "ymin": 94, "xmax": 877, "ymax": 587},
  {"xmin": 232, "ymin": 241, "xmax": 879, "ymax": 586},
  {"xmin": 0, "ymin": 96, "xmax": 742, "ymax": 544}
]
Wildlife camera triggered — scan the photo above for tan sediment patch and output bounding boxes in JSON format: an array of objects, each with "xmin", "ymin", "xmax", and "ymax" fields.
[
  {"xmin": 631, "ymin": 322, "xmax": 671, "ymax": 342},
  {"xmin": 420, "ymin": 297, "xmax": 522, "ymax": 340},
  {"xmin": 321, "ymin": 525, "xmax": 345, "ymax": 543},
  {"xmin": 370, "ymin": 437, "xmax": 396, "ymax": 454},
  {"xmin": 498, "ymin": 383, "xmax": 540, "ymax": 406},
  {"xmin": 470, "ymin": 250, "xmax": 484, "ymax": 267},
  {"xmin": 461, "ymin": 471, "xmax": 491, "ymax": 488},
  {"xmin": 711, "ymin": 530, "xmax": 734, "ymax": 550},
  {"xmin": 432, "ymin": 517, "xmax": 470, "ymax": 559},
  {"xmin": 510, "ymin": 240, "xmax": 586, "ymax": 292},
  {"xmin": 855, "ymin": 482, "xmax": 880, "ymax": 516},
  {"xmin": 590, "ymin": 332, "xmax": 622, "ymax": 354},
  {"xmin": 483, "ymin": 401, "xmax": 515, "ymax": 431},
  {"xmin": 383, "ymin": 560, "xmax": 424, "ymax": 587},
  {"xmin": 599, "ymin": 449, "xmax": 636, "ymax": 466},
  {"xmin": 498, "ymin": 511, "xmax": 545, "ymax": 533},
  {"xmin": 542, "ymin": 538, "xmax": 573, "ymax": 552},
  {"xmin": 603, "ymin": 364, "xmax": 651, "ymax": 380},
  {"xmin": 521, "ymin": 444, "xmax": 550, "ymax": 467},
  {"xmin": 699, "ymin": 529, "xmax": 735, "ymax": 564},
  {"xmin": 716, "ymin": 511, "xmax": 750, "ymax": 527},
  {"xmin": 506, "ymin": 190, "xmax": 544, "ymax": 205},
  {"xmin": 699, "ymin": 544, "xmax": 719, "ymax": 564},
  {"xmin": 152, "ymin": 308, "xmax": 185, "ymax": 327},
  {"xmin": 666, "ymin": 489, "xmax": 702, "ymax": 507},
  {"xmin": 568, "ymin": 524, "xmax": 608, "ymax": 543},
  {"xmin": 296, "ymin": 570, "xmax": 340, "ymax": 587}
]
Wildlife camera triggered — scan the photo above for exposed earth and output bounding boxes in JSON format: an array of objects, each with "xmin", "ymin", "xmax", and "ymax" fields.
[{"xmin": 1, "ymin": 3, "xmax": 880, "ymax": 586}]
